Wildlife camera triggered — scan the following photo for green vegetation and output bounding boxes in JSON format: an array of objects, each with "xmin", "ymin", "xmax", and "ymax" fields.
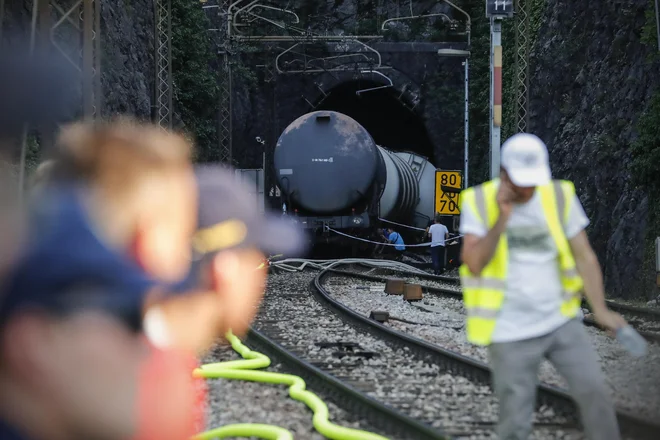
[
  {"xmin": 641, "ymin": 0, "xmax": 659, "ymax": 52},
  {"xmin": 501, "ymin": 0, "xmax": 547, "ymax": 147},
  {"xmin": 631, "ymin": 91, "xmax": 660, "ymax": 191},
  {"xmin": 171, "ymin": 0, "xmax": 219, "ymax": 162},
  {"xmin": 460, "ymin": 0, "xmax": 492, "ymax": 184},
  {"xmin": 630, "ymin": 87, "xmax": 660, "ymax": 297}
]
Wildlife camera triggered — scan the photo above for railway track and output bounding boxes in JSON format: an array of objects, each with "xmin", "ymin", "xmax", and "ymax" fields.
[
  {"xmin": 253, "ymin": 270, "xmax": 445, "ymax": 440},
  {"xmin": 201, "ymin": 333, "xmax": 386, "ymax": 439},
  {"xmin": 344, "ymin": 264, "xmax": 660, "ymax": 343},
  {"xmin": 257, "ymin": 269, "xmax": 584, "ymax": 439},
  {"xmin": 318, "ymin": 265, "xmax": 660, "ymax": 438}
]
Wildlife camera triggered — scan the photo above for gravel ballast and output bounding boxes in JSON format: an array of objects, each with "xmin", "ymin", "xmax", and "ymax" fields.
[
  {"xmin": 200, "ymin": 338, "xmax": 375, "ymax": 440},
  {"xmin": 322, "ymin": 271, "xmax": 660, "ymax": 423},
  {"xmin": 252, "ymin": 269, "xmax": 582, "ymax": 439}
]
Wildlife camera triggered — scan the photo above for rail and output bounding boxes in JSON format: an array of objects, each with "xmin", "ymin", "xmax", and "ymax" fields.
[
  {"xmin": 194, "ymin": 330, "xmax": 388, "ymax": 440},
  {"xmin": 315, "ymin": 267, "xmax": 660, "ymax": 440},
  {"xmin": 241, "ymin": 327, "xmax": 447, "ymax": 439},
  {"xmin": 342, "ymin": 265, "xmax": 660, "ymax": 343}
]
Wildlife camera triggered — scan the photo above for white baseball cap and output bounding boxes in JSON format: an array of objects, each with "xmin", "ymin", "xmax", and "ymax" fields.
[{"xmin": 500, "ymin": 133, "xmax": 552, "ymax": 187}]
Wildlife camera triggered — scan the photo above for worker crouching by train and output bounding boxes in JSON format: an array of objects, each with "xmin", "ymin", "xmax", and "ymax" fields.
[
  {"xmin": 380, "ymin": 227, "xmax": 406, "ymax": 261},
  {"xmin": 458, "ymin": 133, "xmax": 626, "ymax": 440}
]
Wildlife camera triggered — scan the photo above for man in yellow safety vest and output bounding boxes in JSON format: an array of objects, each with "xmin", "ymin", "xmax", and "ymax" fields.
[{"xmin": 459, "ymin": 133, "xmax": 626, "ymax": 440}]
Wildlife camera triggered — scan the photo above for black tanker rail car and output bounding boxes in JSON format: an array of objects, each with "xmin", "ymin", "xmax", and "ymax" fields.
[{"xmin": 273, "ymin": 111, "xmax": 438, "ymax": 249}]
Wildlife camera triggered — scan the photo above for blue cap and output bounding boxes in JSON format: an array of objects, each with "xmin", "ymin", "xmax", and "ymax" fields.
[
  {"xmin": 193, "ymin": 166, "xmax": 307, "ymax": 257},
  {"xmin": 163, "ymin": 166, "xmax": 307, "ymax": 293},
  {"xmin": 0, "ymin": 185, "xmax": 158, "ymax": 330}
]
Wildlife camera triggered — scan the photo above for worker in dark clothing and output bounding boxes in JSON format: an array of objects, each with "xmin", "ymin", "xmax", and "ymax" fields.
[{"xmin": 426, "ymin": 215, "xmax": 449, "ymax": 275}]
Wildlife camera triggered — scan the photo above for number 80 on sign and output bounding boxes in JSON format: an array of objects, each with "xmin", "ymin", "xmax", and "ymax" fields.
[{"xmin": 434, "ymin": 171, "xmax": 462, "ymax": 215}]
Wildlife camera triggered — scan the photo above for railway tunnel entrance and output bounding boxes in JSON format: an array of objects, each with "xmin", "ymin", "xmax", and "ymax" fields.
[{"xmin": 314, "ymin": 80, "xmax": 435, "ymax": 162}]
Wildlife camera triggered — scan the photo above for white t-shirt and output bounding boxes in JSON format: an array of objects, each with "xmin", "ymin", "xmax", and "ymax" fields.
[
  {"xmin": 459, "ymin": 183, "xmax": 590, "ymax": 343},
  {"xmin": 428, "ymin": 223, "xmax": 449, "ymax": 247}
]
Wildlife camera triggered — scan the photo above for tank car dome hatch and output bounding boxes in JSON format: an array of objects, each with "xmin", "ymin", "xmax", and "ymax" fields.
[
  {"xmin": 393, "ymin": 151, "xmax": 437, "ymax": 229},
  {"xmin": 274, "ymin": 111, "xmax": 381, "ymax": 214}
]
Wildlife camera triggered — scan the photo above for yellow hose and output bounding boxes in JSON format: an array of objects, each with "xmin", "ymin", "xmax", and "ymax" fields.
[
  {"xmin": 194, "ymin": 424, "xmax": 293, "ymax": 440},
  {"xmin": 193, "ymin": 331, "xmax": 390, "ymax": 440}
]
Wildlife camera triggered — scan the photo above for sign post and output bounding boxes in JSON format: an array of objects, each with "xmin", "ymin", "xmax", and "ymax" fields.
[
  {"xmin": 435, "ymin": 170, "xmax": 463, "ymax": 216},
  {"xmin": 655, "ymin": 0, "xmax": 660, "ymax": 52},
  {"xmin": 656, "ymin": 237, "xmax": 660, "ymax": 286},
  {"xmin": 486, "ymin": 1, "xmax": 514, "ymax": 179}
]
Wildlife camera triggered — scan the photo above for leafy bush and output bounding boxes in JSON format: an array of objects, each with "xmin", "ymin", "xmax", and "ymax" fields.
[
  {"xmin": 171, "ymin": 0, "xmax": 219, "ymax": 162},
  {"xmin": 631, "ymin": 90, "xmax": 660, "ymax": 191}
]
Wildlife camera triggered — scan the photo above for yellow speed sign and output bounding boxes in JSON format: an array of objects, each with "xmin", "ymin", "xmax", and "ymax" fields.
[{"xmin": 434, "ymin": 170, "xmax": 462, "ymax": 215}]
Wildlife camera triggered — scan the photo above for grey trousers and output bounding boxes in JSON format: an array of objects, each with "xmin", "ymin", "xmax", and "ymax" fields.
[{"xmin": 488, "ymin": 319, "xmax": 620, "ymax": 440}]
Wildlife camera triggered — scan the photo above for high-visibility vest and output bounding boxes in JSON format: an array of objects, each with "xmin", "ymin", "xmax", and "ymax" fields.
[{"xmin": 458, "ymin": 178, "xmax": 584, "ymax": 346}]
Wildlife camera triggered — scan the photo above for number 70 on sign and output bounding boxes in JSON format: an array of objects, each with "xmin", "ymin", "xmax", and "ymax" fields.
[{"xmin": 434, "ymin": 171, "xmax": 462, "ymax": 215}]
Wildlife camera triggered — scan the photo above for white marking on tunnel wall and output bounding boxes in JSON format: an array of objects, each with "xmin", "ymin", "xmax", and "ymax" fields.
[{"xmin": 279, "ymin": 169, "xmax": 293, "ymax": 175}]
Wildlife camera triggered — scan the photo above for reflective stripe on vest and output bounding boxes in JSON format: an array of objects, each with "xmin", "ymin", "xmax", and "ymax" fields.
[{"xmin": 459, "ymin": 179, "xmax": 584, "ymax": 346}]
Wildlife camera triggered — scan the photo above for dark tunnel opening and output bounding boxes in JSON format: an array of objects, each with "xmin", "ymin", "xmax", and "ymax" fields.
[{"xmin": 315, "ymin": 80, "xmax": 435, "ymax": 163}]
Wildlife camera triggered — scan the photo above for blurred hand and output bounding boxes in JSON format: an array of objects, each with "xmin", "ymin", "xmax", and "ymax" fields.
[
  {"xmin": 210, "ymin": 249, "xmax": 267, "ymax": 338},
  {"xmin": 146, "ymin": 290, "xmax": 224, "ymax": 355},
  {"xmin": 132, "ymin": 344, "xmax": 206, "ymax": 440},
  {"xmin": 594, "ymin": 308, "xmax": 626, "ymax": 333},
  {"xmin": 496, "ymin": 180, "xmax": 516, "ymax": 218}
]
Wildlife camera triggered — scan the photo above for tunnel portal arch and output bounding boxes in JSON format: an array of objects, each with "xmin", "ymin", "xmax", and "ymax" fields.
[{"xmin": 311, "ymin": 76, "xmax": 434, "ymax": 161}]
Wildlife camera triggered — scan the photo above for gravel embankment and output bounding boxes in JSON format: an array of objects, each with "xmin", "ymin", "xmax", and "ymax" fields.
[
  {"xmin": 323, "ymin": 272, "xmax": 660, "ymax": 423},
  {"xmin": 252, "ymin": 270, "xmax": 582, "ymax": 440}
]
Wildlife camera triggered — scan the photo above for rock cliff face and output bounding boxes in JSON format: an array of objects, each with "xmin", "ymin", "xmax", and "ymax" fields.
[
  {"xmin": 100, "ymin": 0, "xmax": 155, "ymax": 118},
  {"xmin": 2, "ymin": 0, "xmax": 155, "ymax": 119},
  {"xmin": 5, "ymin": 0, "xmax": 658, "ymax": 298},
  {"xmin": 529, "ymin": 0, "xmax": 660, "ymax": 298}
]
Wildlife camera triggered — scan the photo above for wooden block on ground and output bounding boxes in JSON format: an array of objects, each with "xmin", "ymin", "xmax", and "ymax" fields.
[
  {"xmin": 369, "ymin": 311, "xmax": 390, "ymax": 323},
  {"xmin": 403, "ymin": 283, "xmax": 423, "ymax": 301},
  {"xmin": 385, "ymin": 279, "xmax": 405, "ymax": 295}
]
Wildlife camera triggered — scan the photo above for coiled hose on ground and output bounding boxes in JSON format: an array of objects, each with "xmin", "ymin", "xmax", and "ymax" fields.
[
  {"xmin": 193, "ymin": 331, "xmax": 389, "ymax": 440},
  {"xmin": 268, "ymin": 257, "xmax": 433, "ymax": 276}
]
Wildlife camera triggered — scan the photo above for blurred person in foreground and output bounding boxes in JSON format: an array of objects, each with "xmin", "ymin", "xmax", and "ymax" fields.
[
  {"xmin": 0, "ymin": 118, "xmax": 208, "ymax": 440},
  {"xmin": 458, "ymin": 133, "xmax": 626, "ymax": 440},
  {"xmin": 0, "ymin": 161, "xmax": 23, "ymax": 291},
  {"xmin": 0, "ymin": 115, "xmax": 305, "ymax": 440},
  {"xmin": 38, "ymin": 118, "xmax": 304, "ymax": 354}
]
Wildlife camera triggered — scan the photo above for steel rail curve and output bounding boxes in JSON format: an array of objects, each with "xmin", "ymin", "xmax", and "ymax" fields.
[
  {"xmin": 244, "ymin": 327, "xmax": 448, "ymax": 440},
  {"xmin": 341, "ymin": 267, "xmax": 660, "ymax": 342},
  {"xmin": 395, "ymin": 262, "xmax": 660, "ymax": 324},
  {"xmin": 315, "ymin": 268, "xmax": 660, "ymax": 440}
]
